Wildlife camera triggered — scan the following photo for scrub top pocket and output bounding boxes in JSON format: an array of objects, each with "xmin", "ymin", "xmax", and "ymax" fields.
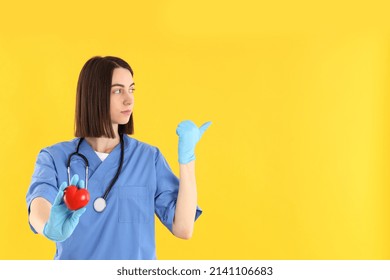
[{"xmin": 118, "ymin": 185, "xmax": 151, "ymax": 223}]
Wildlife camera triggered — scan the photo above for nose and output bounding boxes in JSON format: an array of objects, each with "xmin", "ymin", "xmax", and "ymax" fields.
[{"xmin": 124, "ymin": 92, "xmax": 134, "ymax": 106}]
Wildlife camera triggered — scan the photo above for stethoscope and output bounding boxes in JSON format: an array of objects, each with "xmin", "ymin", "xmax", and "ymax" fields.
[{"xmin": 67, "ymin": 134, "xmax": 124, "ymax": 212}]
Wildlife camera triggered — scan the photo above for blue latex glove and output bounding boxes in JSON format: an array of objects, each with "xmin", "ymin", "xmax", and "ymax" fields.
[
  {"xmin": 43, "ymin": 174, "xmax": 86, "ymax": 242},
  {"xmin": 176, "ymin": 120, "xmax": 212, "ymax": 164}
]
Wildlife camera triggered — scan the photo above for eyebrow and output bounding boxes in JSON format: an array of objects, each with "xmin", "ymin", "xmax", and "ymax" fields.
[{"xmin": 111, "ymin": 83, "xmax": 135, "ymax": 88}]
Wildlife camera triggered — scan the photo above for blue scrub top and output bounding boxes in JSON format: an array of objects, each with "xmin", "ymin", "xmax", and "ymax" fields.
[{"xmin": 26, "ymin": 135, "xmax": 202, "ymax": 260}]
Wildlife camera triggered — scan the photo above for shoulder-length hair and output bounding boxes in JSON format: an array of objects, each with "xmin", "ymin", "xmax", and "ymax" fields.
[{"xmin": 75, "ymin": 56, "xmax": 134, "ymax": 138}]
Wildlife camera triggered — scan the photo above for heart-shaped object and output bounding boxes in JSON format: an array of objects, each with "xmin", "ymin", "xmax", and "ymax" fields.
[{"xmin": 63, "ymin": 185, "xmax": 90, "ymax": 210}]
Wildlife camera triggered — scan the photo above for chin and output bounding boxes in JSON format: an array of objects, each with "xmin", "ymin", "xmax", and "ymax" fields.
[{"xmin": 119, "ymin": 119, "xmax": 131, "ymax": 125}]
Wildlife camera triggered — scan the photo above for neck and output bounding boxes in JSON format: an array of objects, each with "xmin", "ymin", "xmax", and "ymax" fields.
[{"xmin": 85, "ymin": 134, "xmax": 121, "ymax": 153}]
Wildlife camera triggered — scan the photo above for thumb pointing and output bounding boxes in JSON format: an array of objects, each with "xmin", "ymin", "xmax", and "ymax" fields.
[{"xmin": 199, "ymin": 121, "xmax": 212, "ymax": 138}]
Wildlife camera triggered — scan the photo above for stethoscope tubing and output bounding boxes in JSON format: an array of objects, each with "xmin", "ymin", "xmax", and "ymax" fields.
[
  {"xmin": 67, "ymin": 151, "xmax": 89, "ymax": 189},
  {"xmin": 67, "ymin": 134, "xmax": 124, "ymax": 201},
  {"xmin": 102, "ymin": 135, "xmax": 124, "ymax": 200}
]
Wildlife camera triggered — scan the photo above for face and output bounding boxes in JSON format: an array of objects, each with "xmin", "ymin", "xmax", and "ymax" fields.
[{"xmin": 110, "ymin": 67, "xmax": 135, "ymax": 126}]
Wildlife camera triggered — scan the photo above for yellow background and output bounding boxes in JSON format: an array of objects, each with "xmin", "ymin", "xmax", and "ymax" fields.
[{"xmin": 0, "ymin": 0, "xmax": 389, "ymax": 259}]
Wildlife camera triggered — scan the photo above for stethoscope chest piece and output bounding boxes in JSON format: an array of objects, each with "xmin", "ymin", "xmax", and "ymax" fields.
[{"xmin": 93, "ymin": 197, "xmax": 107, "ymax": 212}]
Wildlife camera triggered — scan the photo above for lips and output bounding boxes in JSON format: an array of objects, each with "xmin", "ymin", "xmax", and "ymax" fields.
[{"xmin": 121, "ymin": 110, "xmax": 132, "ymax": 115}]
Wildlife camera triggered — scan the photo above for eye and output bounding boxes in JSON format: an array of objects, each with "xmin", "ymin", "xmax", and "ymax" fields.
[
  {"xmin": 113, "ymin": 89, "xmax": 121, "ymax": 94},
  {"xmin": 129, "ymin": 88, "xmax": 135, "ymax": 94}
]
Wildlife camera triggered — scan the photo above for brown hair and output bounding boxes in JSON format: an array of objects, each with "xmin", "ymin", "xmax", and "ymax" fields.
[{"xmin": 75, "ymin": 56, "xmax": 134, "ymax": 138}]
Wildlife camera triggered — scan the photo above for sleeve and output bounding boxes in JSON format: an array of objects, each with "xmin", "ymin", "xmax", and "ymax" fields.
[
  {"xmin": 25, "ymin": 149, "xmax": 59, "ymax": 233},
  {"xmin": 154, "ymin": 148, "xmax": 202, "ymax": 233}
]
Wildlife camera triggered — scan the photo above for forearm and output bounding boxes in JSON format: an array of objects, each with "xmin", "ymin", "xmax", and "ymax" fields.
[
  {"xmin": 29, "ymin": 197, "xmax": 51, "ymax": 235},
  {"xmin": 172, "ymin": 160, "xmax": 197, "ymax": 239}
]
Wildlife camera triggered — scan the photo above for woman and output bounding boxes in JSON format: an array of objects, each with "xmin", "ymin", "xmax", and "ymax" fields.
[{"xmin": 26, "ymin": 56, "xmax": 211, "ymax": 259}]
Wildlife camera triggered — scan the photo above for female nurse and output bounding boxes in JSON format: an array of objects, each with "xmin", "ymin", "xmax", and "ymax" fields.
[{"xmin": 26, "ymin": 56, "xmax": 211, "ymax": 259}]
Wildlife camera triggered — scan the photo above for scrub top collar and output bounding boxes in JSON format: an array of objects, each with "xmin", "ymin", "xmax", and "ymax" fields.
[{"xmin": 76, "ymin": 136, "xmax": 125, "ymax": 176}]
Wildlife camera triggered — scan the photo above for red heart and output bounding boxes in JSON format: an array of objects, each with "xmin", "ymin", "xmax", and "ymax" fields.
[{"xmin": 63, "ymin": 185, "xmax": 90, "ymax": 210}]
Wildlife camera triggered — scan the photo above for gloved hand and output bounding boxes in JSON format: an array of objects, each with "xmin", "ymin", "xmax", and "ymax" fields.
[
  {"xmin": 43, "ymin": 174, "xmax": 86, "ymax": 242},
  {"xmin": 176, "ymin": 120, "xmax": 212, "ymax": 164}
]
